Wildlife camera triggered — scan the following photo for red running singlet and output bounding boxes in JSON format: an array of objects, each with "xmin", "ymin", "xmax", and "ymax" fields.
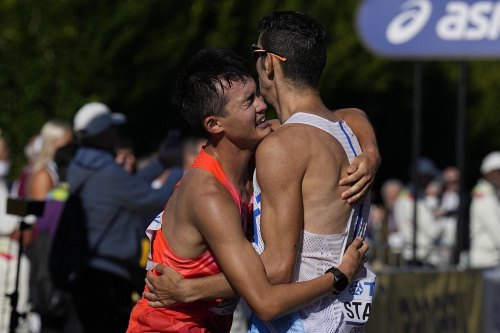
[{"xmin": 127, "ymin": 147, "xmax": 253, "ymax": 333}]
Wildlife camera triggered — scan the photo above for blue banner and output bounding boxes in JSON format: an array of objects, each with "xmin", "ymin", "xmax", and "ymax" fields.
[{"xmin": 356, "ymin": 0, "xmax": 500, "ymax": 59}]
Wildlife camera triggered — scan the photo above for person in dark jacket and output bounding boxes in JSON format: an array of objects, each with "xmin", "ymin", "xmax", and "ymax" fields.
[{"xmin": 67, "ymin": 102, "xmax": 183, "ymax": 333}]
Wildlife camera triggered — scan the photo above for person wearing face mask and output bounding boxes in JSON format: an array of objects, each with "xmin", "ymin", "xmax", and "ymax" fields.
[
  {"xmin": 0, "ymin": 132, "xmax": 33, "ymax": 333},
  {"xmin": 0, "ymin": 131, "xmax": 11, "ymax": 188}
]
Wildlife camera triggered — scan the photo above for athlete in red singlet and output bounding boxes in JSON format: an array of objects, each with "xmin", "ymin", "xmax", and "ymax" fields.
[{"xmin": 127, "ymin": 148, "xmax": 252, "ymax": 333}]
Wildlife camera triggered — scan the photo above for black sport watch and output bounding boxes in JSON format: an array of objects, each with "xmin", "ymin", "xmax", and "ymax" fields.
[{"xmin": 325, "ymin": 267, "xmax": 348, "ymax": 295}]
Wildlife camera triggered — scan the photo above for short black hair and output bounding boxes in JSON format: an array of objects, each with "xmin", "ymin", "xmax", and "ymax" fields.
[
  {"xmin": 258, "ymin": 11, "xmax": 328, "ymax": 90},
  {"xmin": 171, "ymin": 48, "xmax": 252, "ymax": 137}
]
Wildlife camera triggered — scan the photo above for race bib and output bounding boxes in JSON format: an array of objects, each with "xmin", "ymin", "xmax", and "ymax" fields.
[
  {"xmin": 145, "ymin": 212, "xmax": 163, "ymax": 271},
  {"xmin": 339, "ymin": 268, "xmax": 376, "ymax": 333}
]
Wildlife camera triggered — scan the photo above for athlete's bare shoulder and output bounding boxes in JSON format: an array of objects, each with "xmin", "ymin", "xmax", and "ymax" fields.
[
  {"xmin": 255, "ymin": 124, "xmax": 312, "ymax": 180},
  {"xmin": 176, "ymin": 167, "xmax": 231, "ymax": 205},
  {"xmin": 256, "ymin": 124, "xmax": 298, "ymax": 158},
  {"xmin": 333, "ymin": 108, "xmax": 369, "ymax": 121}
]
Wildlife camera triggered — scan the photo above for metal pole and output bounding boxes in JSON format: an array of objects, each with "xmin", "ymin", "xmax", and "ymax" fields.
[
  {"xmin": 8, "ymin": 220, "xmax": 26, "ymax": 333},
  {"xmin": 412, "ymin": 61, "xmax": 423, "ymax": 266},
  {"xmin": 454, "ymin": 61, "xmax": 468, "ymax": 265}
]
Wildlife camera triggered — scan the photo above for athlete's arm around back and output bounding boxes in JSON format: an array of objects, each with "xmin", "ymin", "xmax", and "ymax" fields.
[
  {"xmin": 334, "ymin": 108, "xmax": 381, "ymax": 204},
  {"xmin": 161, "ymin": 167, "xmax": 366, "ymax": 322}
]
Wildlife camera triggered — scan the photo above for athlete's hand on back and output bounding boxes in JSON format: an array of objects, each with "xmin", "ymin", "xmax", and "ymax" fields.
[
  {"xmin": 339, "ymin": 149, "xmax": 381, "ymax": 205},
  {"xmin": 143, "ymin": 263, "xmax": 185, "ymax": 308}
]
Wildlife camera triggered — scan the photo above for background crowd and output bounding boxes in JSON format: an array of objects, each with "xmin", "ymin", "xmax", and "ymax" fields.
[
  {"xmin": 366, "ymin": 155, "xmax": 500, "ymax": 271},
  {"xmin": 1, "ymin": 100, "xmax": 499, "ymax": 332},
  {"xmin": 0, "ymin": 104, "xmax": 207, "ymax": 333}
]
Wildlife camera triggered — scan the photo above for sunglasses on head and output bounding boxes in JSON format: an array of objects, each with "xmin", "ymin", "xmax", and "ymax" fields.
[{"xmin": 251, "ymin": 44, "xmax": 287, "ymax": 62}]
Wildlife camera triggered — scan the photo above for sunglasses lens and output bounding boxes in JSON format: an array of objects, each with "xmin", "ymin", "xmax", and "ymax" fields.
[{"xmin": 251, "ymin": 44, "xmax": 264, "ymax": 62}]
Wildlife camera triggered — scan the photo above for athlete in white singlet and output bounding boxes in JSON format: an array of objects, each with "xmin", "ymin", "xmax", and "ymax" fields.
[{"xmin": 250, "ymin": 113, "xmax": 375, "ymax": 333}]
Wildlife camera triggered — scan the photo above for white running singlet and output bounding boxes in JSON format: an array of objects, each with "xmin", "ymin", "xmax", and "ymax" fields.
[{"xmin": 249, "ymin": 112, "xmax": 375, "ymax": 333}]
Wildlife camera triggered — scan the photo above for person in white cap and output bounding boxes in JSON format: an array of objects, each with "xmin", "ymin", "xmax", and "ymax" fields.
[
  {"xmin": 66, "ymin": 102, "xmax": 184, "ymax": 333},
  {"xmin": 466, "ymin": 151, "xmax": 500, "ymax": 268}
]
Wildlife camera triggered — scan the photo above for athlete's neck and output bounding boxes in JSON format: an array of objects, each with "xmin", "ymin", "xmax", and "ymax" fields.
[
  {"xmin": 274, "ymin": 91, "xmax": 331, "ymax": 124},
  {"xmin": 204, "ymin": 142, "xmax": 253, "ymax": 199}
]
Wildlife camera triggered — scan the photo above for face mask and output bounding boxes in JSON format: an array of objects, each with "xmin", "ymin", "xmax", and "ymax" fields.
[{"xmin": 0, "ymin": 160, "xmax": 11, "ymax": 178}]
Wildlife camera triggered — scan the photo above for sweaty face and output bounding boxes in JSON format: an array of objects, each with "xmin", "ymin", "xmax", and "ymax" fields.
[{"xmin": 217, "ymin": 78, "xmax": 271, "ymax": 151}]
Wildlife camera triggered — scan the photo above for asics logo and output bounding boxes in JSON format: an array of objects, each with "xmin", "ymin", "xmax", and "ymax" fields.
[
  {"xmin": 386, "ymin": 0, "xmax": 432, "ymax": 45},
  {"xmin": 386, "ymin": 0, "xmax": 500, "ymax": 44},
  {"xmin": 436, "ymin": 1, "xmax": 500, "ymax": 40}
]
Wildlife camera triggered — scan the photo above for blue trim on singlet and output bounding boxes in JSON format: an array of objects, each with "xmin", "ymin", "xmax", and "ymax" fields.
[
  {"xmin": 339, "ymin": 122, "xmax": 364, "ymax": 239},
  {"xmin": 339, "ymin": 122, "xmax": 357, "ymax": 158},
  {"xmin": 353, "ymin": 206, "xmax": 364, "ymax": 238},
  {"xmin": 253, "ymin": 193, "xmax": 261, "ymax": 244}
]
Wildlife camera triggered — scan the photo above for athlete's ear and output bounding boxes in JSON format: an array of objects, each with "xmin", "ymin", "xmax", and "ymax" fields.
[
  {"xmin": 204, "ymin": 116, "xmax": 223, "ymax": 135},
  {"xmin": 265, "ymin": 53, "xmax": 275, "ymax": 76}
]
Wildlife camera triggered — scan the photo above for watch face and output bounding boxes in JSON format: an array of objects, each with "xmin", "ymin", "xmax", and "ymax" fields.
[{"xmin": 335, "ymin": 275, "xmax": 349, "ymax": 291}]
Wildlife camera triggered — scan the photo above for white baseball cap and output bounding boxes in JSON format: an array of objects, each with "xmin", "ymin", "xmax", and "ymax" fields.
[
  {"xmin": 73, "ymin": 102, "xmax": 126, "ymax": 138},
  {"xmin": 480, "ymin": 151, "xmax": 500, "ymax": 175}
]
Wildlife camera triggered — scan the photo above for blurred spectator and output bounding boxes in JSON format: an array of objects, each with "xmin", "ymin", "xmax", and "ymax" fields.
[
  {"xmin": 181, "ymin": 136, "xmax": 207, "ymax": 171},
  {"xmin": 115, "ymin": 136, "xmax": 137, "ymax": 174},
  {"xmin": 135, "ymin": 136, "xmax": 201, "ymax": 223},
  {"xmin": 436, "ymin": 166, "xmax": 460, "ymax": 265},
  {"xmin": 10, "ymin": 135, "xmax": 42, "ymax": 199},
  {"xmin": 151, "ymin": 136, "xmax": 206, "ymax": 189},
  {"xmin": 0, "ymin": 130, "xmax": 11, "ymax": 184},
  {"xmin": 66, "ymin": 102, "xmax": 183, "ymax": 333},
  {"xmin": 35, "ymin": 143, "xmax": 79, "ymax": 238},
  {"xmin": 440, "ymin": 167, "xmax": 460, "ymax": 219},
  {"xmin": 369, "ymin": 178, "xmax": 404, "ymax": 267},
  {"xmin": 466, "ymin": 151, "xmax": 500, "ymax": 268},
  {"xmin": 394, "ymin": 157, "xmax": 445, "ymax": 266},
  {"xmin": 366, "ymin": 203, "xmax": 386, "ymax": 268},
  {"xmin": 27, "ymin": 120, "xmax": 73, "ymax": 200},
  {"xmin": 28, "ymin": 142, "xmax": 83, "ymax": 333},
  {"xmin": 382, "ymin": 179, "xmax": 404, "ymax": 242},
  {"xmin": 0, "ymin": 133, "xmax": 32, "ymax": 333}
]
